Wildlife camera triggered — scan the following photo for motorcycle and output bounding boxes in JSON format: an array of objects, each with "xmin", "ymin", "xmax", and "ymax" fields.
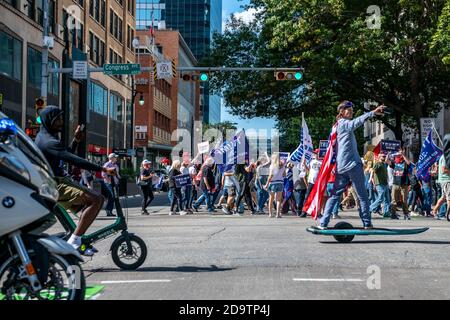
[{"xmin": 0, "ymin": 114, "xmax": 86, "ymax": 300}]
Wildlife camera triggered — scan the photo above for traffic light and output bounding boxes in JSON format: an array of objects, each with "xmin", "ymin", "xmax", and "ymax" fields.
[
  {"xmin": 35, "ymin": 97, "xmax": 46, "ymax": 124},
  {"xmin": 25, "ymin": 125, "xmax": 39, "ymax": 140},
  {"xmin": 274, "ymin": 71, "xmax": 303, "ymax": 81},
  {"xmin": 180, "ymin": 73, "xmax": 209, "ymax": 82}
]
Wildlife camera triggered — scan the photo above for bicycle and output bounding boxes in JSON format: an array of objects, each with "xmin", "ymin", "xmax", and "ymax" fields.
[{"xmin": 53, "ymin": 177, "xmax": 147, "ymax": 270}]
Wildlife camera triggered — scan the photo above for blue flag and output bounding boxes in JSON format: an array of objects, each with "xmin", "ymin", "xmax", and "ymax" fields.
[{"xmin": 417, "ymin": 130, "xmax": 443, "ymax": 180}]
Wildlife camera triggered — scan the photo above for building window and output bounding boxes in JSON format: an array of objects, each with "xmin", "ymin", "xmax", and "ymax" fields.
[
  {"xmin": 27, "ymin": 46, "xmax": 59, "ymax": 95},
  {"xmin": 109, "ymin": 10, "xmax": 123, "ymax": 43},
  {"xmin": 110, "ymin": 93, "xmax": 124, "ymax": 122},
  {"xmin": 90, "ymin": 82, "xmax": 107, "ymax": 115},
  {"xmin": 27, "ymin": 47, "xmax": 41, "ymax": 89},
  {"xmin": 0, "ymin": 31, "xmax": 22, "ymax": 81},
  {"xmin": 25, "ymin": 0, "xmax": 35, "ymax": 20},
  {"xmin": 101, "ymin": 0, "xmax": 106, "ymax": 27},
  {"xmin": 127, "ymin": 0, "xmax": 134, "ymax": 15},
  {"xmin": 88, "ymin": 31, "xmax": 104, "ymax": 66}
]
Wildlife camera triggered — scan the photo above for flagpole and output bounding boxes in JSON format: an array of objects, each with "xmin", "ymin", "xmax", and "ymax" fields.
[{"xmin": 431, "ymin": 122, "xmax": 444, "ymax": 147}]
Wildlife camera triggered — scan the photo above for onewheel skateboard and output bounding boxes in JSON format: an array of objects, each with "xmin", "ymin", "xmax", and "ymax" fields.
[{"xmin": 307, "ymin": 221, "xmax": 429, "ymax": 243}]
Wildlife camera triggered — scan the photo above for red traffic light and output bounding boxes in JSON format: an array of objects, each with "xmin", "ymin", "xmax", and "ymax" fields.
[
  {"xmin": 181, "ymin": 74, "xmax": 191, "ymax": 81},
  {"xmin": 35, "ymin": 98, "xmax": 45, "ymax": 108},
  {"xmin": 276, "ymin": 72, "xmax": 286, "ymax": 80}
]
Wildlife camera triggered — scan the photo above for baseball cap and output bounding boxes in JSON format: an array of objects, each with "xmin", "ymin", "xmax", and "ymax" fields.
[
  {"xmin": 337, "ymin": 100, "xmax": 354, "ymax": 112},
  {"xmin": 142, "ymin": 159, "xmax": 151, "ymax": 165},
  {"xmin": 108, "ymin": 153, "xmax": 118, "ymax": 159}
]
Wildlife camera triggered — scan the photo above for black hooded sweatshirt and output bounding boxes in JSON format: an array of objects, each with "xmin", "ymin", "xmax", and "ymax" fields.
[
  {"xmin": 35, "ymin": 106, "xmax": 102, "ymax": 177},
  {"xmin": 444, "ymin": 134, "xmax": 450, "ymax": 170}
]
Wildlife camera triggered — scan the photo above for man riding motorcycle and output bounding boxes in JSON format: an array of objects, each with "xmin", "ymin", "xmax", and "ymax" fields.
[{"xmin": 35, "ymin": 106, "xmax": 116, "ymax": 256}]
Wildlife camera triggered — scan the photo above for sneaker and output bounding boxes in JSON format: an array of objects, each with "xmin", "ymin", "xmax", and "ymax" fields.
[
  {"xmin": 141, "ymin": 210, "xmax": 149, "ymax": 215},
  {"xmin": 299, "ymin": 212, "xmax": 308, "ymax": 218},
  {"xmin": 404, "ymin": 214, "xmax": 411, "ymax": 220},
  {"xmin": 192, "ymin": 205, "xmax": 199, "ymax": 212},
  {"xmin": 411, "ymin": 211, "xmax": 420, "ymax": 217},
  {"xmin": 216, "ymin": 205, "xmax": 223, "ymax": 209},
  {"xmin": 169, "ymin": 211, "xmax": 176, "ymax": 216},
  {"xmin": 390, "ymin": 214, "xmax": 400, "ymax": 220},
  {"xmin": 88, "ymin": 245, "xmax": 99, "ymax": 253},
  {"xmin": 316, "ymin": 225, "xmax": 327, "ymax": 230},
  {"xmin": 106, "ymin": 210, "xmax": 116, "ymax": 217},
  {"xmin": 364, "ymin": 224, "xmax": 374, "ymax": 230},
  {"xmin": 180, "ymin": 211, "xmax": 188, "ymax": 216},
  {"xmin": 332, "ymin": 214, "xmax": 341, "ymax": 219}
]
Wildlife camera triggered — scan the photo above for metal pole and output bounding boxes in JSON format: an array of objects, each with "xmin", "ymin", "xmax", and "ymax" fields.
[
  {"xmin": 41, "ymin": 0, "xmax": 49, "ymax": 99},
  {"xmin": 49, "ymin": 66, "xmax": 305, "ymax": 73}
]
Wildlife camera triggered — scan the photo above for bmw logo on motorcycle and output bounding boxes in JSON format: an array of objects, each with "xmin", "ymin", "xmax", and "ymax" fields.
[{"xmin": 2, "ymin": 197, "xmax": 15, "ymax": 208}]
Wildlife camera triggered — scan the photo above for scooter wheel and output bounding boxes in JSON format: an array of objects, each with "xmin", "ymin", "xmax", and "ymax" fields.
[
  {"xmin": 333, "ymin": 222, "xmax": 355, "ymax": 243},
  {"xmin": 110, "ymin": 234, "xmax": 147, "ymax": 270}
]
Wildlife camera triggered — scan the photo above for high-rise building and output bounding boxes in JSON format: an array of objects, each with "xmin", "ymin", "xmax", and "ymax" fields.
[
  {"xmin": 0, "ymin": 0, "xmax": 137, "ymax": 164},
  {"xmin": 136, "ymin": 0, "xmax": 222, "ymax": 124}
]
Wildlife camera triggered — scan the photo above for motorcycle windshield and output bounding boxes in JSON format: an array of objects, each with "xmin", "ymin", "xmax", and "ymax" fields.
[{"xmin": 0, "ymin": 112, "xmax": 53, "ymax": 176}]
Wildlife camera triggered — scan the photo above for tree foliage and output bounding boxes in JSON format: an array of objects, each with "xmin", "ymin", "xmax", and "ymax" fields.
[{"xmin": 208, "ymin": 0, "xmax": 450, "ymax": 147}]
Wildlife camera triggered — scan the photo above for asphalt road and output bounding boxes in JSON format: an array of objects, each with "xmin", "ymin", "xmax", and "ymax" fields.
[{"xmin": 48, "ymin": 193, "xmax": 450, "ymax": 300}]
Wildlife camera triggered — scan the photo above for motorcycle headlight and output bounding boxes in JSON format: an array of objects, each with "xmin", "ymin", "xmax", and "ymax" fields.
[
  {"xmin": 36, "ymin": 166, "xmax": 59, "ymax": 201},
  {"xmin": 0, "ymin": 153, "xmax": 30, "ymax": 181}
]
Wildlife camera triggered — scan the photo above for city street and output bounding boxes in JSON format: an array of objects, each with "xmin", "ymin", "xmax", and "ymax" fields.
[{"xmin": 49, "ymin": 193, "xmax": 450, "ymax": 300}]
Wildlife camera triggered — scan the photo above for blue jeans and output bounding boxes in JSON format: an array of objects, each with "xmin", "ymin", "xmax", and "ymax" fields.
[
  {"xmin": 294, "ymin": 189, "xmax": 307, "ymax": 213},
  {"xmin": 320, "ymin": 163, "xmax": 371, "ymax": 227},
  {"xmin": 421, "ymin": 186, "xmax": 432, "ymax": 213},
  {"xmin": 194, "ymin": 190, "xmax": 214, "ymax": 211},
  {"xmin": 370, "ymin": 184, "xmax": 391, "ymax": 215},
  {"xmin": 103, "ymin": 182, "xmax": 115, "ymax": 212},
  {"xmin": 256, "ymin": 185, "xmax": 269, "ymax": 211},
  {"xmin": 183, "ymin": 185, "xmax": 193, "ymax": 209},
  {"xmin": 326, "ymin": 183, "xmax": 340, "ymax": 215}
]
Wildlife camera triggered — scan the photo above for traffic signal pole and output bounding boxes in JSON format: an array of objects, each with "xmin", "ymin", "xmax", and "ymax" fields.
[
  {"xmin": 49, "ymin": 67, "xmax": 304, "ymax": 74},
  {"xmin": 40, "ymin": 0, "xmax": 49, "ymax": 100}
]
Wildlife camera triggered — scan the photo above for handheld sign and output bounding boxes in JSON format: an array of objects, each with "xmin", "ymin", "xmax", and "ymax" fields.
[
  {"xmin": 279, "ymin": 152, "xmax": 290, "ymax": 163},
  {"xmin": 380, "ymin": 140, "xmax": 401, "ymax": 154},
  {"xmin": 174, "ymin": 174, "xmax": 192, "ymax": 188},
  {"xmin": 198, "ymin": 141, "xmax": 210, "ymax": 154},
  {"xmin": 319, "ymin": 140, "xmax": 329, "ymax": 160}
]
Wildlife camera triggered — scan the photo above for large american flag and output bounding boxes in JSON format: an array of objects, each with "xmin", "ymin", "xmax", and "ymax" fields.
[{"xmin": 303, "ymin": 122, "xmax": 338, "ymax": 219}]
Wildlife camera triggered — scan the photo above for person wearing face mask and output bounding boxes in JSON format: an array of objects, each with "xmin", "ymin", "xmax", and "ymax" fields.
[
  {"xmin": 102, "ymin": 153, "xmax": 121, "ymax": 217},
  {"xmin": 317, "ymin": 101, "xmax": 385, "ymax": 229}
]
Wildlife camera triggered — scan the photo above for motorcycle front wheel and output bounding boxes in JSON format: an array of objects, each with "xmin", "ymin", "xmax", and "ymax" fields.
[{"xmin": 0, "ymin": 252, "xmax": 86, "ymax": 300}]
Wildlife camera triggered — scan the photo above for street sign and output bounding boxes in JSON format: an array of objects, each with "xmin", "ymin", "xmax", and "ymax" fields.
[
  {"xmin": 72, "ymin": 61, "xmax": 88, "ymax": 79},
  {"xmin": 156, "ymin": 61, "xmax": 173, "ymax": 79},
  {"xmin": 112, "ymin": 148, "xmax": 128, "ymax": 156},
  {"xmin": 127, "ymin": 149, "xmax": 136, "ymax": 157},
  {"xmin": 103, "ymin": 63, "xmax": 141, "ymax": 75},
  {"xmin": 135, "ymin": 125, "xmax": 147, "ymax": 133}
]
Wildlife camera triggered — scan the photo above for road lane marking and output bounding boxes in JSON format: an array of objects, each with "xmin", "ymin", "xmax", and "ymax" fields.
[
  {"xmin": 100, "ymin": 279, "xmax": 172, "ymax": 284},
  {"xmin": 293, "ymin": 278, "xmax": 363, "ymax": 282}
]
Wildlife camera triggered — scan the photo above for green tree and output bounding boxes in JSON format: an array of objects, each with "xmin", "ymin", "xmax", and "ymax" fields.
[{"xmin": 208, "ymin": 0, "xmax": 450, "ymax": 147}]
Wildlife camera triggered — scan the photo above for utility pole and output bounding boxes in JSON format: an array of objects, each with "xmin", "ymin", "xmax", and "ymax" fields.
[{"xmin": 41, "ymin": 0, "xmax": 50, "ymax": 99}]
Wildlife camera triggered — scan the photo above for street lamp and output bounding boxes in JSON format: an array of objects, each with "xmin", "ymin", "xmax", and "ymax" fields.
[{"xmin": 139, "ymin": 94, "xmax": 145, "ymax": 106}]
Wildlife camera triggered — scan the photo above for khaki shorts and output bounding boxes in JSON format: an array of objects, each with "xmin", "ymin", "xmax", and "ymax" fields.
[
  {"xmin": 442, "ymin": 182, "xmax": 450, "ymax": 201},
  {"xmin": 55, "ymin": 176, "xmax": 100, "ymax": 214}
]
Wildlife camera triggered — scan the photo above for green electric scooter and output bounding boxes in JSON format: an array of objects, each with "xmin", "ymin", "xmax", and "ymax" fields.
[{"xmin": 53, "ymin": 177, "xmax": 147, "ymax": 270}]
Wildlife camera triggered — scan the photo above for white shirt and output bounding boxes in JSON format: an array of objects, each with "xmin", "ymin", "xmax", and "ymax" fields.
[
  {"xmin": 308, "ymin": 159, "xmax": 322, "ymax": 184},
  {"xmin": 270, "ymin": 165, "xmax": 285, "ymax": 183},
  {"xmin": 188, "ymin": 166, "xmax": 196, "ymax": 176},
  {"xmin": 181, "ymin": 165, "xmax": 189, "ymax": 175}
]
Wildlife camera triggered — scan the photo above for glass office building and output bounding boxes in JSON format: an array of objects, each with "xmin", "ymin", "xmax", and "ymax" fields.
[{"xmin": 136, "ymin": 0, "xmax": 222, "ymax": 124}]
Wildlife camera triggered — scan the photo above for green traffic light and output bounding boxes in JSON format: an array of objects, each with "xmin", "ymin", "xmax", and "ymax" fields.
[
  {"xmin": 295, "ymin": 72, "xmax": 303, "ymax": 80},
  {"xmin": 36, "ymin": 116, "xmax": 42, "ymax": 125},
  {"xmin": 200, "ymin": 73, "xmax": 209, "ymax": 82}
]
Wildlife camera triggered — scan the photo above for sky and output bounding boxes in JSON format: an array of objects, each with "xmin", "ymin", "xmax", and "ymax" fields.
[{"xmin": 219, "ymin": 0, "xmax": 277, "ymax": 132}]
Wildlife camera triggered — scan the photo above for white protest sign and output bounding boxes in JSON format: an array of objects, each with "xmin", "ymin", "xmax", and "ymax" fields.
[
  {"xmin": 198, "ymin": 141, "xmax": 210, "ymax": 154},
  {"xmin": 420, "ymin": 118, "xmax": 440, "ymax": 145}
]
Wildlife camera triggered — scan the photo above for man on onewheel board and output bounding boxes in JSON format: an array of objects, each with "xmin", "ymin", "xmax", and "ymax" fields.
[{"xmin": 317, "ymin": 101, "xmax": 386, "ymax": 230}]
